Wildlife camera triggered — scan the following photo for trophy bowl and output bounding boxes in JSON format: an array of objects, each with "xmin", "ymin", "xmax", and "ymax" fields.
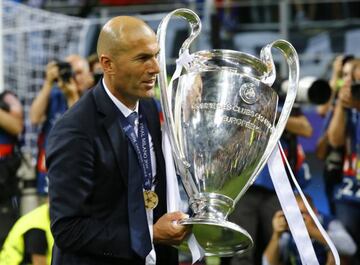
[{"xmin": 157, "ymin": 9, "xmax": 299, "ymax": 257}]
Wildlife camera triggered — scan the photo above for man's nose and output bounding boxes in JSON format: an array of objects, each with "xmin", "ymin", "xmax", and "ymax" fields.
[{"xmin": 148, "ymin": 57, "xmax": 160, "ymax": 75}]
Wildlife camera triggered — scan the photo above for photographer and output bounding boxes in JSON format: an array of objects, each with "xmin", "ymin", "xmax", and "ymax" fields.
[
  {"xmin": 327, "ymin": 58, "xmax": 360, "ymax": 265},
  {"xmin": 30, "ymin": 54, "xmax": 92, "ymax": 196},
  {"xmin": 315, "ymin": 55, "xmax": 354, "ymax": 215},
  {"xmin": 263, "ymin": 194, "xmax": 356, "ymax": 265},
  {"xmin": 0, "ymin": 90, "xmax": 23, "ymax": 247},
  {"xmin": 87, "ymin": 53, "xmax": 103, "ymax": 85}
]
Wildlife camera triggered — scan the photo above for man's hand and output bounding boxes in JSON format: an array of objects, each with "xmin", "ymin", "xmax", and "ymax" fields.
[
  {"xmin": 272, "ymin": 210, "xmax": 288, "ymax": 237},
  {"xmin": 45, "ymin": 61, "xmax": 59, "ymax": 86},
  {"xmin": 153, "ymin": 211, "xmax": 191, "ymax": 245},
  {"xmin": 302, "ymin": 212, "xmax": 327, "ymax": 245},
  {"xmin": 338, "ymin": 84, "xmax": 360, "ymax": 110}
]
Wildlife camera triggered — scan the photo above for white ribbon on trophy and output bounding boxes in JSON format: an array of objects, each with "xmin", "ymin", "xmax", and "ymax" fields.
[{"xmin": 268, "ymin": 144, "xmax": 340, "ymax": 265}]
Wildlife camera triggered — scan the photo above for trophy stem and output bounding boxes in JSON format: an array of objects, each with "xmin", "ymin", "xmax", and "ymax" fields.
[
  {"xmin": 189, "ymin": 192, "xmax": 234, "ymax": 220},
  {"xmin": 177, "ymin": 192, "xmax": 253, "ymax": 256}
]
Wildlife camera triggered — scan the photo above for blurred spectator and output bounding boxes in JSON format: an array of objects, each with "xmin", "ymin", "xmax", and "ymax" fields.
[
  {"xmin": 250, "ymin": 0, "xmax": 275, "ymax": 24},
  {"xmin": 292, "ymin": 0, "xmax": 316, "ymax": 23},
  {"xmin": 327, "ymin": 58, "xmax": 360, "ymax": 265},
  {"xmin": 263, "ymin": 194, "xmax": 356, "ymax": 265},
  {"xmin": 316, "ymin": 55, "xmax": 354, "ymax": 215},
  {"xmin": 0, "ymin": 90, "xmax": 24, "ymax": 248},
  {"xmin": 353, "ymin": 58, "xmax": 360, "ymax": 81},
  {"xmin": 65, "ymin": 54, "xmax": 94, "ymax": 96},
  {"xmin": 0, "ymin": 202, "xmax": 53, "ymax": 265},
  {"xmin": 87, "ymin": 53, "xmax": 103, "ymax": 85},
  {"xmin": 99, "ymin": 0, "xmax": 149, "ymax": 5},
  {"xmin": 221, "ymin": 103, "xmax": 313, "ymax": 265},
  {"xmin": 317, "ymin": 55, "xmax": 354, "ymax": 117},
  {"xmin": 30, "ymin": 54, "xmax": 93, "ymax": 196}
]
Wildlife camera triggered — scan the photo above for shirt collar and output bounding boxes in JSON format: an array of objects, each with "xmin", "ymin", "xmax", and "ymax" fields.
[{"xmin": 102, "ymin": 79, "xmax": 139, "ymax": 118}]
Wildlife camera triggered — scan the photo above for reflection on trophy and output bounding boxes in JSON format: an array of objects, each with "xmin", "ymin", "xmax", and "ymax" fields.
[{"xmin": 157, "ymin": 8, "xmax": 299, "ymax": 256}]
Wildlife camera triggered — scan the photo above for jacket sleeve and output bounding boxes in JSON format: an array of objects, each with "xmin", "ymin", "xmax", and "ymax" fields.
[{"xmin": 46, "ymin": 117, "xmax": 132, "ymax": 259}]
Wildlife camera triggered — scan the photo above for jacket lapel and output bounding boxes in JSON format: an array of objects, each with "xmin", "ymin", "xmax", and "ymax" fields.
[{"xmin": 92, "ymin": 83, "xmax": 129, "ymax": 186}]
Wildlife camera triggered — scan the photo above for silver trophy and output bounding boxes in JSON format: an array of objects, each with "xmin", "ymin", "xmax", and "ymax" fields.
[{"xmin": 157, "ymin": 8, "xmax": 299, "ymax": 256}]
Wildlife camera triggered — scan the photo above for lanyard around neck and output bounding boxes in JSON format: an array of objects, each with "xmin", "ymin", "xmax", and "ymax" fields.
[{"xmin": 119, "ymin": 110, "xmax": 153, "ymax": 191}]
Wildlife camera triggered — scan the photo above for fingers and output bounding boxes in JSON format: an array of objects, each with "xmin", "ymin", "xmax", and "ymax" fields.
[
  {"xmin": 272, "ymin": 210, "xmax": 288, "ymax": 233},
  {"xmin": 153, "ymin": 212, "xmax": 191, "ymax": 245},
  {"xmin": 167, "ymin": 211, "xmax": 189, "ymax": 221}
]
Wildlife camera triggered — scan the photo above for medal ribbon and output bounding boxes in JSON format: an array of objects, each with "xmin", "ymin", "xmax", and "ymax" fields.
[{"xmin": 119, "ymin": 111, "xmax": 153, "ymax": 191}]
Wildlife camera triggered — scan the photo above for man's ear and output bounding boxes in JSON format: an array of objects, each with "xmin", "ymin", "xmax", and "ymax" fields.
[{"xmin": 100, "ymin": 55, "xmax": 113, "ymax": 75}]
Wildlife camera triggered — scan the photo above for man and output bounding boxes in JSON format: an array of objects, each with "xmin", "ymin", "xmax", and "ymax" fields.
[
  {"xmin": 327, "ymin": 58, "xmax": 360, "ymax": 265},
  {"xmin": 263, "ymin": 194, "xmax": 356, "ymax": 265},
  {"xmin": 66, "ymin": 54, "xmax": 95, "ymax": 96},
  {"xmin": 0, "ymin": 202, "xmax": 53, "ymax": 265},
  {"xmin": 46, "ymin": 16, "xmax": 189, "ymax": 265},
  {"xmin": 0, "ymin": 90, "xmax": 23, "ymax": 247},
  {"xmin": 30, "ymin": 54, "xmax": 93, "ymax": 196}
]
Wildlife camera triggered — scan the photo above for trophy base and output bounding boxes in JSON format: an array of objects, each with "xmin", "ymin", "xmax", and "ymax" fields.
[{"xmin": 178, "ymin": 217, "xmax": 253, "ymax": 257}]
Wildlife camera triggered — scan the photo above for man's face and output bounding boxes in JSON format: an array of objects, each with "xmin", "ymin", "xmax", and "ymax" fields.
[
  {"xmin": 110, "ymin": 32, "xmax": 160, "ymax": 105},
  {"xmin": 342, "ymin": 61, "xmax": 353, "ymax": 87},
  {"xmin": 353, "ymin": 65, "xmax": 360, "ymax": 82},
  {"xmin": 70, "ymin": 59, "xmax": 94, "ymax": 94}
]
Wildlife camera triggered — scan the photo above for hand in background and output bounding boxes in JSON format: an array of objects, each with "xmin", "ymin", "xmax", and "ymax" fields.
[
  {"xmin": 45, "ymin": 61, "xmax": 59, "ymax": 86},
  {"xmin": 272, "ymin": 210, "xmax": 288, "ymax": 237},
  {"xmin": 338, "ymin": 84, "xmax": 360, "ymax": 110}
]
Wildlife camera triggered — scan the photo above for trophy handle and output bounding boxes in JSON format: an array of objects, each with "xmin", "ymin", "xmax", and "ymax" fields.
[
  {"xmin": 157, "ymin": 8, "xmax": 201, "ymax": 170},
  {"xmin": 239, "ymin": 40, "xmax": 299, "ymax": 199}
]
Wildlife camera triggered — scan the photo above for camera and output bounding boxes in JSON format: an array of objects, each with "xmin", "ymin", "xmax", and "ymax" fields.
[
  {"xmin": 351, "ymin": 81, "xmax": 360, "ymax": 101},
  {"xmin": 0, "ymin": 99, "xmax": 10, "ymax": 112},
  {"xmin": 56, "ymin": 61, "xmax": 73, "ymax": 83},
  {"xmin": 0, "ymin": 91, "xmax": 11, "ymax": 112},
  {"xmin": 281, "ymin": 76, "xmax": 331, "ymax": 105}
]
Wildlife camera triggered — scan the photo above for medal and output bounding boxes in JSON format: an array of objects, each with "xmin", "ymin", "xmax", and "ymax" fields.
[{"xmin": 143, "ymin": 190, "xmax": 158, "ymax": 210}]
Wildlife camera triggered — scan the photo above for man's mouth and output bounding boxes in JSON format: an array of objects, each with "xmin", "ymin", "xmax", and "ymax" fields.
[{"xmin": 143, "ymin": 79, "xmax": 156, "ymax": 86}]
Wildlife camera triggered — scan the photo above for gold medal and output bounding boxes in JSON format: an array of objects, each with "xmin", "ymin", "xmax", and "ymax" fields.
[{"xmin": 143, "ymin": 190, "xmax": 158, "ymax": 210}]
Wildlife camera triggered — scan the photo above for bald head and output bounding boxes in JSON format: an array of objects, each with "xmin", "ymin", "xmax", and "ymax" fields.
[
  {"xmin": 65, "ymin": 54, "xmax": 93, "ymax": 93},
  {"xmin": 66, "ymin": 54, "xmax": 89, "ymax": 71},
  {"xmin": 97, "ymin": 16, "xmax": 155, "ymax": 59}
]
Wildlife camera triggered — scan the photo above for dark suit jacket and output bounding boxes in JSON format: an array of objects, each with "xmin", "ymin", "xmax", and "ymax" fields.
[{"xmin": 46, "ymin": 82, "xmax": 178, "ymax": 265}]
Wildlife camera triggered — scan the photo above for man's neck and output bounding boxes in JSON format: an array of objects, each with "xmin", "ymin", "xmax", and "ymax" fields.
[{"xmin": 103, "ymin": 78, "xmax": 138, "ymax": 111}]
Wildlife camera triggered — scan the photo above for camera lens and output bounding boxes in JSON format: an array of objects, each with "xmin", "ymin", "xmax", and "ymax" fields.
[{"xmin": 56, "ymin": 61, "xmax": 73, "ymax": 83}]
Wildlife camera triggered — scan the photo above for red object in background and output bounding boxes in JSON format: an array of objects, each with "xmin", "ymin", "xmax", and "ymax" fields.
[
  {"xmin": 100, "ymin": 0, "xmax": 149, "ymax": 5},
  {"xmin": 0, "ymin": 144, "xmax": 13, "ymax": 158}
]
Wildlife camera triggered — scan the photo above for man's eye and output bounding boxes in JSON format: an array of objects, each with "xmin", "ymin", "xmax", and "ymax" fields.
[{"xmin": 137, "ymin": 56, "xmax": 149, "ymax": 61}]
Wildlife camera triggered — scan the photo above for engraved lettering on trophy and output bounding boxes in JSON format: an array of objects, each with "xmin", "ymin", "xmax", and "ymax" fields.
[
  {"xmin": 254, "ymin": 113, "xmax": 272, "ymax": 129},
  {"xmin": 239, "ymin": 83, "xmax": 258, "ymax": 105},
  {"xmin": 222, "ymin": 115, "xmax": 261, "ymax": 133},
  {"xmin": 192, "ymin": 102, "xmax": 272, "ymax": 130}
]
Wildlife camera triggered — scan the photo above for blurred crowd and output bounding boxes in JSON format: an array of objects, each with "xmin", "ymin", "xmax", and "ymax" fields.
[
  {"xmin": 9, "ymin": 0, "xmax": 360, "ymax": 23},
  {"xmin": 0, "ymin": 49, "xmax": 360, "ymax": 265},
  {"xmin": 0, "ymin": 53, "xmax": 100, "ymax": 265},
  {"xmin": 0, "ymin": 3, "xmax": 360, "ymax": 265}
]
